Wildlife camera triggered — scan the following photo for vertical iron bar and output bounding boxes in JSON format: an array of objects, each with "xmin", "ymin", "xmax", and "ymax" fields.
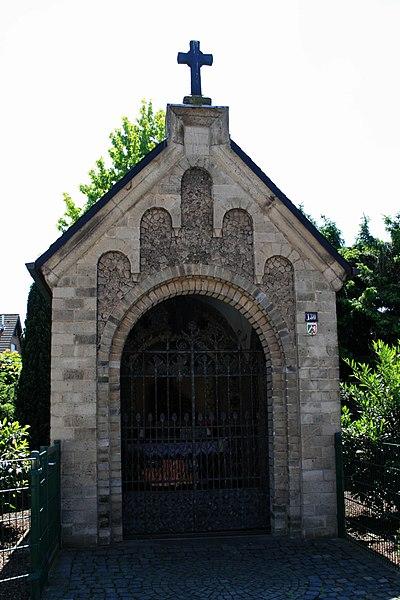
[
  {"xmin": 40, "ymin": 446, "xmax": 49, "ymax": 590},
  {"xmin": 203, "ymin": 355, "xmax": 210, "ymax": 497},
  {"xmin": 130, "ymin": 356, "xmax": 134, "ymax": 496},
  {"xmin": 142, "ymin": 351, "xmax": 146, "ymax": 495},
  {"xmin": 249, "ymin": 352, "xmax": 255, "ymax": 489},
  {"xmin": 215, "ymin": 351, "xmax": 221, "ymax": 494},
  {"xmin": 30, "ymin": 451, "xmax": 41, "ymax": 600},
  {"xmin": 54, "ymin": 441, "xmax": 61, "ymax": 552},
  {"xmin": 227, "ymin": 360, "xmax": 233, "ymax": 494},
  {"xmin": 335, "ymin": 432, "xmax": 346, "ymax": 538},
  {"xmin": 191, "ymin": 341, "xmax": 196, "ymax": 531}
]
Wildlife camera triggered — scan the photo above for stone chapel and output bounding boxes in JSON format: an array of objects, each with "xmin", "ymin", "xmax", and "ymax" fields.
[{"xmin": 28, "ymin": 42, "xmax": 351, "ymax": 547}]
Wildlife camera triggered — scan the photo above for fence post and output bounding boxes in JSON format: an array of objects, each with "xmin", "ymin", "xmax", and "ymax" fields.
[
  {"xmin": 41, "ymin": 446, "xmax": 50, "ymax": 576},
  {"xmin": 30, "ymin": 450, "xmax": 41, "ymax": 600},
  {"xmin": 29, "ymin": 442, "xmax": 62, "ymax": 598},
  {"xmin": 54, "ymin": 440, "xmax": 61, "ymax": 549},
  {"xmin": 335, "ymin": 431, "xmax": 346, "ymax": 538}
]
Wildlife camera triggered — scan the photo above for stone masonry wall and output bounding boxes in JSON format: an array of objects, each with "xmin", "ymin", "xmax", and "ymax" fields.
[
  {"xmin": 296, "ymin": 269, "xmax": 341, "ymax": 537},
  {"xmin": 51, "ymin": 263, "xmax": 98, "ymax": 546}
]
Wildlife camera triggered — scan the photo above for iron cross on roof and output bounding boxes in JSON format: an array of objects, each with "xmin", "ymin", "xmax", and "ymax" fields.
[{"xmin": 177, "ymin": 41, "xmax": 213, "ymax": 105}]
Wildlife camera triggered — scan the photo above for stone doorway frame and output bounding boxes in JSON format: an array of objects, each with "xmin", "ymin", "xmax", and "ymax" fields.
[{"xmin": 97, "ymin": 264, "xmax": 300, "ymax": 544}]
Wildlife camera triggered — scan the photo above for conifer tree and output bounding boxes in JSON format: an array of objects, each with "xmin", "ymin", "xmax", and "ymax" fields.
[{"xmin": 16, "ymin": 283, "xmax": 51, "ymax": 449}]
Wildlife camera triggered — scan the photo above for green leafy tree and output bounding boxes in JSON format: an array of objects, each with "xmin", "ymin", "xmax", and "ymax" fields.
[
  {"xmin": 57, "ymin": 192, "xmax": 82, "ymax": 232},
  {"xmin": 338, "ymin": 214, "xmax": 400, "ymax": 370},
  {"xmin": 298, "ymin": 207, "xmax": 400, "ymax": 372},
  {"xmin": 318, "ymin": 215, "xmax": 344, "ymax": 250},
  {"xmin": 0, "ymin": 350, "xmax": 22, "ymax": 420},
  {"xmin": 20, "ymin": 102, "xmax": 165, "ymax": 448},
  {"xmin": 58, "ymin": 100, "xmax": 165, "ymax": 231},
  {"xmin": 298, "ymin": 207, "xmax": 344, "ymax": 249},
  {"xmin": 16, "ymin": 283, "xmax": 51, "ymax": 450}
]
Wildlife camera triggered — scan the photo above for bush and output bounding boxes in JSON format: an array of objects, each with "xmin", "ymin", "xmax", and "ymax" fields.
[
  {"xmin": 0, "ymin": 419, "xmax": 30, "ymax": 461},
  {"xmin": 0, "ymin": 419, "xmax": 30, "ymax": 511},
  {"xmin": 0, "ymin": 350, "xmax": 22, "ymax": 421},
  {"xmin": 341, "ymin": 340, "xmax": 400, "ymax": 513}
]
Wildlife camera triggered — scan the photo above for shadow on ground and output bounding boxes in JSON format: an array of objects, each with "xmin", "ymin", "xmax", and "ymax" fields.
[{"xmin": 43, "ymin": 535, "xmax": 400, "ymax": 599}]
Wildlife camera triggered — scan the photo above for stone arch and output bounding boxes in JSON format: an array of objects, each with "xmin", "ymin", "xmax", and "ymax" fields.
[
  {"xmin": 97, "ymin": 251, "xmax": 133, "ymax": 342},
  {"xmin": 213, "ymin": 197, "xmax": 260, "ymax": 233},
  {"xmin": 96, "ymin": 265, "xmax": 300, "ymax": 543},
  {"xmin": 139, "ymin": 207, "xmax": 176, "ymax": 274},
  {"xmin": 262, "ymin": 256, "xmax": 295, "ymax": 333},
  {"xmin": 222, "ymin": 207, "xmax": 253, "ymax": 229}
]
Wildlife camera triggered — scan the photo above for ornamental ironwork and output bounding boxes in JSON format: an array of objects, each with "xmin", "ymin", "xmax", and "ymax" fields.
[{"xmin": 121, "ymin": 297, "xmax": 270, "ymax": 536}]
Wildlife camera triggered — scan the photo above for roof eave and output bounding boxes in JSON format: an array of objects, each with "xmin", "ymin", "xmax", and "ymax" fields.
[{"xmin": 26, "ymin": 262, "xmax": 52, "ymax": 302}]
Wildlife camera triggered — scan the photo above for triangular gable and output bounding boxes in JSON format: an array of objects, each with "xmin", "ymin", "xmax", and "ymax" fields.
[{"xmin": 28, "ymin": 129, "xmax": 352, "ymax": 293}]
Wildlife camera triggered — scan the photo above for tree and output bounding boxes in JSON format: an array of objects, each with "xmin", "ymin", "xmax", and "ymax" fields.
[
  {"xmin": 0, "ymin": 350, "xmax": 22, "ymax": 420},
  {"xmin": 298, "ymin": 207, "xmax": 400, "ymax": 372},
  {"xmin": 338, "ymin": 214, "xmax": 400, "ymax": 370},
  {"xmin": 318, "ymin": 215, "xmax": 344, "ymax": 250},
  {"xmin": 58, "ymin": 100, "xmax": 165, "ymax": 231},
  {"xmin": 19, "ymin": 102, "xmax": 165, "ymax": 448},
  {"xmin": 298, "ymin": 206, "xmax": 344, "ymax": 249},
  {"xmin": 16, "ymin": 283, "xmax": 51, "ymax": 450}
]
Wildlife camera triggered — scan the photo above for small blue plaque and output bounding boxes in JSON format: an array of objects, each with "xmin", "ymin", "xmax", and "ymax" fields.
[{"xmin": 305, "ymin": 312, "xmax": 318, "ymax": 322}]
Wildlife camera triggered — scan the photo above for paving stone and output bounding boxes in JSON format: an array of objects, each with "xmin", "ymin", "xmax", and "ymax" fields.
[{"xmin": 42, "ymin": 536, "xmax": 400, "ymax": 600}]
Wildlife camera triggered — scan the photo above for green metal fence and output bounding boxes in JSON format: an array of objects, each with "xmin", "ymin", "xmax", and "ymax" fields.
[
  {"xmin": 30, "ymin": 441, "xmax": 61, "ymax": 599},
  {"xmin": 0, "ymin": 456, "xmax": 32, "ymax": 594},
  {"xmin": 335, "ymin": 431, "xmax": 400, "ymax": 568},
  {"xmin": 0, "ymin": 441, "xmax": 61, "ymax": 599}
]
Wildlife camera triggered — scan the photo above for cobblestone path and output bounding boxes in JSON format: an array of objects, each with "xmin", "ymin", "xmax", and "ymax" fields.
[{"xmin": 43, "ymin": 536, "xmax": 400, "ymax": 599}]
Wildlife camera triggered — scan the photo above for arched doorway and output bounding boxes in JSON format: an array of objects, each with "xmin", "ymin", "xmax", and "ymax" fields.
[{"xmin": 121, "ymin": 295, "xmax": 270, "ymax": 536}]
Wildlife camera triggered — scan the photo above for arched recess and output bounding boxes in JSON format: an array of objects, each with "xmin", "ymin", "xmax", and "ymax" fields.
[
  {"xmin": 219, "ymin": 208, "xmax": 254, "ymax": 279},
  {"xmin": 179, "ymin": 168, "xmax": 214, "ymax": 265},
  {"xmin": 180, "ymin": 167, "xmax": 213, "ymax": 235},
  {"xmin": 97, "ymin": 251, "xmax": 133, "ymax": 342},
  {"xmin": 262, "ymin": 256, "xmax": 295, "ymax": 333},
  {"xmin": 96, "ymin": 265, "xmax": 300, "ymax": 543},
  {"xmin": 140, "ymin": 207, "xmax": 176, "ymax": 274}
]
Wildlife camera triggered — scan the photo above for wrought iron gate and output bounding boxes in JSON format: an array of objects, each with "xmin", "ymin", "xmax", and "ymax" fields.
[{"xmin": 121, "ymin": 298, "xmax": 270, "ymax": 536}]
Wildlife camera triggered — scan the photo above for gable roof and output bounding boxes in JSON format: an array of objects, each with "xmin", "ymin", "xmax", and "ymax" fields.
[
  {"xmin": 27, "ymin": 137, "xmax": 352, "ymax": 295},
  {"xmin": 0, "ymin": 314, "xmax": 22, "ymax": 353}
]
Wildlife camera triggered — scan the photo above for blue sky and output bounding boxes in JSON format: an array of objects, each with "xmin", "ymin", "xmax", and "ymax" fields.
[{"xmin": 1, "ymin": 0, "xmax": 399, "ymax": 321}]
